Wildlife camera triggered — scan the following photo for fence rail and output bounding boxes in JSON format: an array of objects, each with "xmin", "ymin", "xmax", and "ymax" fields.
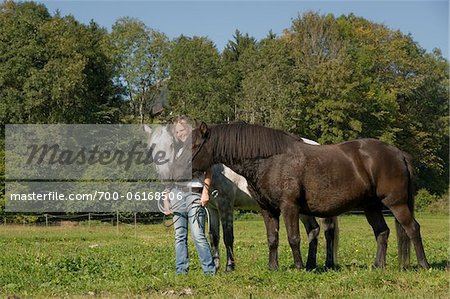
[
  {"xmin": 1, "ymin": 212, "xmax": 165, "ymax": 227},
  {"xmin": 1, "ymin": 209, "xmax": 393, "ymax": 227}
]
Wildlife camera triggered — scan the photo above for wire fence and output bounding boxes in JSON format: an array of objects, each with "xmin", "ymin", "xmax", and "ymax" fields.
[
  {"xmin": 0, "ymin": 209, "xmax": 393, "ymax": 228},
  {"xmin": 1, "ymin": 212, "xmax": 165, "ymax": 228}
]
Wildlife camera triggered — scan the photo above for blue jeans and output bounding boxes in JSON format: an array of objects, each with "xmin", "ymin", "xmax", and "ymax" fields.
[{"xmin": 172, "ymin": 192, "xmax": 215, "ymax": 274}]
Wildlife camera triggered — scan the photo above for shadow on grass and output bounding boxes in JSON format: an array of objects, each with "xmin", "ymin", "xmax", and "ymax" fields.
[
  {"xmin": 233, "ymin": 259, "xmax": 448, "ymax": 274},
  {"xmin": 387, "ymin": 260, "xmax": 449, "ymax": 271},
  {"xmin": 426, "ymin": 260, "xmax": 448, "ymax": 271},
  {"xmin": 318, "ymin": 259, "xmax": 449, "ymax": 272},
  {"xmin": 306, "ymin": 265, "xmax": 344, "ymax": 273},
  {"xmin": 283, "ymin": 264, "xmax": 345, "ymax": 273}
]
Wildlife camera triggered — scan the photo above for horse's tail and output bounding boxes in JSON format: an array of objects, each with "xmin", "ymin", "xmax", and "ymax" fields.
[{"xmin": 396, "ymin": 152, "xmax": 414, "ymax": 268}]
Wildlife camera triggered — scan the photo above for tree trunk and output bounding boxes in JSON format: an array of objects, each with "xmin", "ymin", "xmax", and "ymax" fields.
[{"xmin": 139, "ymin": 99, "xmax": 144, "ymax": 124}]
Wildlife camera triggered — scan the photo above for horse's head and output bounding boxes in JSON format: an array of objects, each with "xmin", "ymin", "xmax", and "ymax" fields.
[
  {"xmin": 143, "ymin": 124, "xmax": 175, "ymax": 180},
  {"xmin": 191, "ymin": 121, "xmax": 214, "ymax": 172}
]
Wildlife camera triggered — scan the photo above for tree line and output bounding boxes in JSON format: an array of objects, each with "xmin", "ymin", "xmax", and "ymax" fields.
[{"xmin": 1, "ymin": 1, "xmax": 448, "ymax": 199}]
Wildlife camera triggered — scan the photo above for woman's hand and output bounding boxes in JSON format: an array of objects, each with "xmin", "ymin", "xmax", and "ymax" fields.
[
  {"xmin": 201, "ymin": 168, "xmax": 212, "ymax": 207},
  {"xmin": 200, "ymin": 190, "xmax": 209, "ymax": 207},
  {"xmin": 163, "ymin": 188, "xmax": 173, "ymax": 215},
  {"xmin": 163, "ymin": 208, "xmax": 173, "ymax": 216}
]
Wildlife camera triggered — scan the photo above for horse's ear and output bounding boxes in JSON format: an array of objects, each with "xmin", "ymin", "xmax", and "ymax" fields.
[
  {"xmin": 165, "ymin": 123, "xmax": 173, "ymax": 134},
  {"xmin": 143, "ymin": 124, "xmax": 152, "ymax": 134},
  {"xmin": 200, "ymin": 121, "xmax": 209, "ymax": 138}
]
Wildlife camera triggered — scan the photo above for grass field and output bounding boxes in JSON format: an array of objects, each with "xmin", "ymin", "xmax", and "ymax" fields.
[{"xmin": 0, "ymin": 214, "xmax": 448, "ymax": 298}]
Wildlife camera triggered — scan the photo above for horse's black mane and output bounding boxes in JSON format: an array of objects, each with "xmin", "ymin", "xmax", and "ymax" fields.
[{"xmin": 208, "ymin": 122, "xmax": 303, "ymax": 162}]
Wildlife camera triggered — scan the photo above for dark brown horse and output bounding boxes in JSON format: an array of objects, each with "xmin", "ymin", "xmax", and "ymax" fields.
[
  {"xmin": 191, "ymin": 122, "xmax": 429, "ymax": 270},
  {"xmin": 143, "ymin": 124, "xmax": 338, "ymax": 271},
  {"xmin": 208, "ymin": 163, "xmax": 339, "ymax": 271}
]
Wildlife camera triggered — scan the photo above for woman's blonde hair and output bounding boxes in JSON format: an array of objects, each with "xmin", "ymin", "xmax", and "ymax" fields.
[{"xmin": 172, "ymin": 115, "xmax": 191, "ymax": 126}]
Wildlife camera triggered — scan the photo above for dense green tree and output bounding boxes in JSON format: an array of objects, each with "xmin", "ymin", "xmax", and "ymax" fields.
[
  {"xmin": 283, "ymin": 12, "xmax": 360, "ymax": 143},
  {"xmin": 166, "ymin": 36, "xmax": 231, "ymax": 123},
  {"xmin": 336, "ymin": 14, "xmax": 449, "ymax": 193},
  {"xmin": 237, "ymin": 36, "xmax": 296, "ymax": 129},
  {"xmin": 0, "ymin": 1, "xmax": 122, "ymax": 216},
  {"xmin": 222, "ymin": 30, "xmax": 257, "ymax": 120},
  {"xmin": 0, "ymin": 3, "xmax": 447, "ymax": 197},
  {"xmin": 110, "ymin": 17, "xmax": 169, "ymax": 124},
  {"xmin": 223, "ymin": 30, "xmax": 257, "ymax": 63},
  {"xmin": 0, "ymin": 1, "xmax": 120, "ymax": 125},
  {"xmin": 236, "ymin": 11, "xmax": 448, "ymax": 193}
]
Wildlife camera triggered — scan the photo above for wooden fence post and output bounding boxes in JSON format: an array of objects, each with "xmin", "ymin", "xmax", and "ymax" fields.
[
  {"xmin": 134, "ymin": 212, "xmax": 137, "ymax": 237},
  {"xmin": 116, "ymin": 211, "xmax": 119, "ymax": 233}
]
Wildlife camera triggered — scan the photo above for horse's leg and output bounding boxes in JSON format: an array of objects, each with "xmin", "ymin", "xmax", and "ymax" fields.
[
  {"xmin": 207, "ymin": 206, "xmax": 221, "ymax": 271},
  {"xmin": 261, "ymin": 208, "xmax": 280, "ymax": 270},
  {"xmin": 389, "ymin": 204, "xmax": 429, "ymax": 269},
  {"xmin": 219, "ymin": 203, "xmax": 235, "ymax": 272},
  {"xmin": 364, "ymin": 207, "xmax": 390, "ymax": 268},
  {"xmin": 299, "ymin": 214, "xmax": 319, "ymax": 270},
  {"xmin": 281, "ymin": 203, "xmax": 303, "ymax": 269},
  {"xmin": 322, "ymin": 216, "xmax": 339, "ymax": 269}
]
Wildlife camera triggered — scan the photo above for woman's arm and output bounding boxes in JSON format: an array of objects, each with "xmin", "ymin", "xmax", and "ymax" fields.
[
  {"xmin": 201, "ymin": 168, "xmax": 212, "ymax": 207},
  {"xmin": 163, "ymin": 188, "xmax": 173, "ymax": 215}
]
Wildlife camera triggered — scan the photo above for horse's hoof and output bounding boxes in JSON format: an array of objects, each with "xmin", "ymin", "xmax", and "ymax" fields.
[
  {"xmin": 214, "ymin": 258, "xmax": 221, "ymax": 271},
  {"xmin": 306, "ymin": 262, "xmax": 316, "ymax": 271},
  {"xmin": 268, "ymin": 264, "xmax": 278, "ymax": 271},
  {"xmin": 306, "ymin": 265, "xmax": 315, "ymax": 271},
  {"xmin": 225, "ymin": 264, "xmax": 235, "ymax": 272},
  {"xmin": 420, "ymin": 261, "xmax": 430, "ymax": 269}
]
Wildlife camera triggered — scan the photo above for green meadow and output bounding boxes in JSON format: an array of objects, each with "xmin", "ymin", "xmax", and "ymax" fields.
[{"xmin": 0, "ymin": 214, "xmax": 448, "ymax": 298}]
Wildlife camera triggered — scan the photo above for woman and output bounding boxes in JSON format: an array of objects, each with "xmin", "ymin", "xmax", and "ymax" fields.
[{"xmin": 163, "ymin": 115, "xmax": 215, "ymax": 275}]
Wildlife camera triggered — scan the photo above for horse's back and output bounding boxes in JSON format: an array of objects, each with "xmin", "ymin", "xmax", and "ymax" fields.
[
  {"xmin": 289, "ymin": 138, "xmax": 409, "ymax": 216},
  {"xmin": 338, "ymin": 138, "xmax": 408, "ymax": 176}
]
